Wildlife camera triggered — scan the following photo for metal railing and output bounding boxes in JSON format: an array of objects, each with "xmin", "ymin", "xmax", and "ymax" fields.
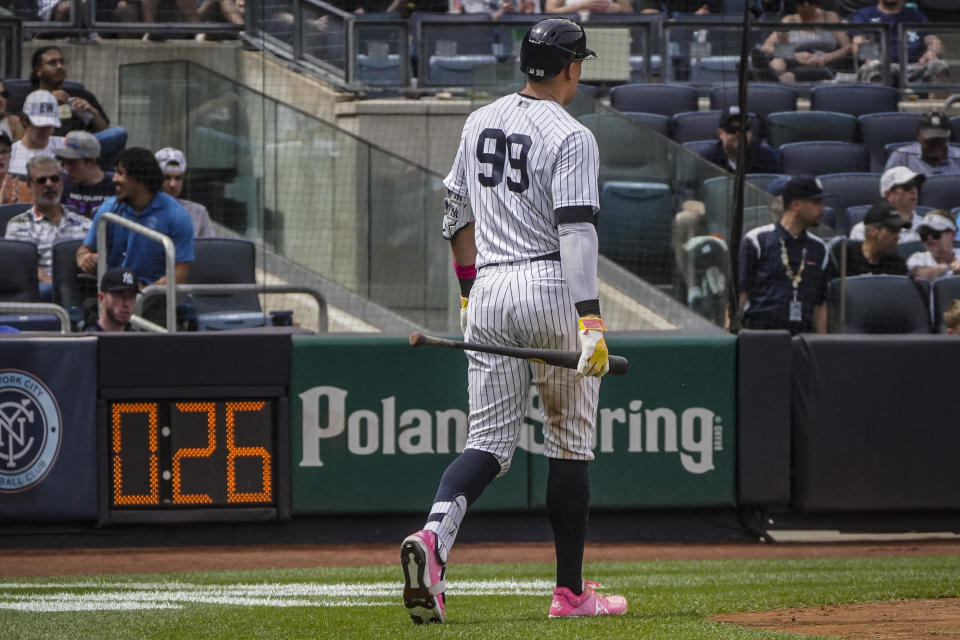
[
  {"xmin": 15, "ymin": 0, "xmax": 243, "ymax": 38},
  {"xmin": 0, "ymin": 302, "xmax": 71, "ymax": 333},
  {"xmin": 136, "ymin": 283, "xmax": 329, "ymax": 332},
  {"xmin": 96, "ymin": 212, "xmax": 177, "ymax": 331}
]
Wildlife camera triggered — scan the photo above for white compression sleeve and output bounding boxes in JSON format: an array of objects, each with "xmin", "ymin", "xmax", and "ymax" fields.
[{"xmin": 558, "ymin": 222, "xmax": 599, "ymax": 306}]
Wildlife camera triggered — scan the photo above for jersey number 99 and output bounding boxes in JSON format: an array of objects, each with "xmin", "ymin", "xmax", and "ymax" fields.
[{"xmin": 476, "ymin": 128, "xmax": 532, "ymax": 193}]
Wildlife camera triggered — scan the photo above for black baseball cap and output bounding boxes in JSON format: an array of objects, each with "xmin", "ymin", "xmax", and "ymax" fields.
[
  {"xmin": 100, "ymin": 267, "xmax": 140, "ymax": 293},
  {"xmin": 719, "ymin": 105, "xmax": 753, "ymax": 132},
  {"xmin": 863, "ymin": 201, "xmax": 910, "ymax": 229},
  {"xmin": 781, "ymin": 175, "xmax": 826, "ymax": 207},
  {"xmin": 918, "ymin": 110, "xmax": 951, "ymax": 140}
]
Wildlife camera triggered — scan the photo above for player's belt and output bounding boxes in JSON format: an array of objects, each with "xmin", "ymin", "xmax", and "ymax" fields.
[{"xmin": 480, "ymin": 251, "xmax": 561, "ymax": 270}]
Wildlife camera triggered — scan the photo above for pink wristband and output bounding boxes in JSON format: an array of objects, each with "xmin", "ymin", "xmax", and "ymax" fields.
[{"xmin": 453, "ymin": 261, "xmax": 477, "ymax": 279}]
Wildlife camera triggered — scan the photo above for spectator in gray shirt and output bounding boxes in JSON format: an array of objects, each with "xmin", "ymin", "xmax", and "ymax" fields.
[{"xmin": 155, "ymin": 147, "xmax": 214, "ymax": 238}]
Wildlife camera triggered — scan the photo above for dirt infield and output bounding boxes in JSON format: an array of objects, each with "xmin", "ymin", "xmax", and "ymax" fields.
[{"xmin": 1, "ymin": 540, "xmax": 958, "ymax": 639}]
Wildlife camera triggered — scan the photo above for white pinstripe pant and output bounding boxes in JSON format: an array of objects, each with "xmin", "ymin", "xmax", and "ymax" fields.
[{"xmin": 464, "ymin": 259, "xmax": 600, "ymax": 476}]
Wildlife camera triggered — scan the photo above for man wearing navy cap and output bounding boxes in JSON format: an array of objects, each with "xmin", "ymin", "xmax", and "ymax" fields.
[
  {"xmin": 739, "ymin": 174, "xmax": 830, "ymax": 333},
  {"xmin": 86, "ymin": 267, "xmax": 138, "ymax": 332}
]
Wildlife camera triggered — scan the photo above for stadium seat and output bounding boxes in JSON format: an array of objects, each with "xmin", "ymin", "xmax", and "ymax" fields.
[
  {"xmin": 682, "ymin": 235, "xmax": 729, "ymax": 325},
  {"xmin": 580, "ymin": 113, "xmax": 672, "ymax": 186},
  {"xmin": 765, "ymin": 111, "xmax": 857, "ymax": 148},
  {"xmin": 780, "ymin": 141, "xmax": 870, "ymax": 175},
  {"xmin": 189, "ymin": 237, "xmax": 267, "ymax": 330},
  {"xmin": 0, "ymin": 238, "xmax": 40, "ymax": 302},
  {"xmin": 951, "ymin": 115, "xmax": 960, "ymax": 144},
  {"xmin": 919, "ymin": 175, "xmax": 960, "ymax": 211},
  {"xmin": 817, "ymin": 173, "xmax": 882, "ymax": 221},
  {"xmin": 745, "ymin": 173, "xmax": 784, "ymax": 193},
  {"xmin": 608, "ymin": 83, "xmax": 699, "ymax": 117},
  {"xmin": 828, "ymin": 274, "xmax": 932, "ymax": 334},
  {"xmin": 356, "ymin": 54, "xmax": 403, "ymax": 86},
  {"xmin": 932, "ymin": 276, "xmax": 960, "ymax": 332},
  {"xmin": 709, "ymin": 83, "xmax": 799, "ymax": 122},
  {"xmin": 682, "ymin": 139, "xmax": 717, "ymax": 158},
  {"xmin": 690, "ymin": 56, "xmax": 739, "ymax": 84},
  {"xmin": 896, "ymin": 239, "xmax": 924, "ymax": 259},
  {"xmin": 857, "ymin": 112, "xmax": 922, "ymax": 173},
  {"xmin": 701, "ymin": 175, "xmax": 775, "ymax": 237},
  {"xmin": 622, "ymin": 111, "xmax": 671, "ymax": 137},
  {"xmin": 671, "ymin": 110, "xmax": 721, "ymax": 143},
  {"xmin": 426, "ymin": 55, "xmax": 498, "ymax": 86},
  {"xmin": 822, "ymin": 206, "xmax": 843, "ymax": 233},
  {"xmin": 597, "ymin": 181, "xmax": 674, "ymax": 284},
  {"xmin": 0, "ymin": 202, "xmax": 31, "ymax": 236},
  {"xmin": 51, "ymin": 239, "xmax": 96, "ymax": 329},
  {"xmin": 809, "ymin": 84, "xmax": 899, "ymax": 117}
]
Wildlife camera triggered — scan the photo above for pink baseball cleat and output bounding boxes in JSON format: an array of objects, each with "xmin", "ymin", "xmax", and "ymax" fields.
[
  {"xmin": 400, "ymin": 529, "xmax": 446, "ymax": 624},
  {"xmin": 549, "ymin": 580, "xmax": 627, "ymax": 618}
]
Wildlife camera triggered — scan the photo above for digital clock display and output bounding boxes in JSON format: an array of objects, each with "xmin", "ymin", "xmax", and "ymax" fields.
[{"xmin": 109, "ymin": 400, "xmax": 274, "ymax": 508}]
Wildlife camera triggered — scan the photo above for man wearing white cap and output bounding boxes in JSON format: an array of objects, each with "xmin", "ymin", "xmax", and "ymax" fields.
[
  {"xmin": 906, "ymin": 210, "xmax": 960, "ymax": 280},
  {"xmin": 155, "ymin": 147, "xmax": 214, "ymax": 237},
  {"xmin": 849, "ymin": 166, "xmax": 924, "ymax": 243},
  {"xmin": 9, "ymin": 90, "xmax": 65, "ymax": 178},
  {"xmin": 56, "ymin": 130, "xmax": 115, "ymax": 219},
  {"xmin": 885, "ymin": 110, "xmax": 960, "ymax": 177}
]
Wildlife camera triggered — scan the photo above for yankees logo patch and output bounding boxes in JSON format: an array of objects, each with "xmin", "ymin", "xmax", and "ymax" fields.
[{"xmin": 0, "ymin": 369, "xmax": 62, "ymax": 493}]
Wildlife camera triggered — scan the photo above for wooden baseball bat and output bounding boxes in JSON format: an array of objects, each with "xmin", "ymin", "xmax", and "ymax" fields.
[{"xmin": 409, "ymin": 332, "xmax": 629, "ymax": 376}]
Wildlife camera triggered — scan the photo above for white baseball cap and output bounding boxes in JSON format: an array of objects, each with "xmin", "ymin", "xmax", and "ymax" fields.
[
  {"xmin": 23, "ymin": 90, "xmax": 60, "ymax": 128},
  {"xmin": 880, "ymin": 166, "xmax": 925, "ymax": 195},
  {"xmin": 155, "ymin": 147, "xmax": 187, "ymax": 174},
  {"xmin": 918, "ymin": 211, "xmax": 957, "ymax": 233}
]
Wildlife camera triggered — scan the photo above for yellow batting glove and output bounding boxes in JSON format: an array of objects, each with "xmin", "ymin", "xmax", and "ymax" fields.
[
  {"xmin": 460, "ymin": 296, "xmax": 469, "ymax": 334},
  {"xmin": 577, "ymin": 315, "xmax": 609, "ymax": 378}
]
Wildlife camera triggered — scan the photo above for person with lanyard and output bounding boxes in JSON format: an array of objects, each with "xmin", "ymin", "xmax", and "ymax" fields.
[{"xmin": 739, "ymin": 174, "xmax": 830, "ymax": 333}]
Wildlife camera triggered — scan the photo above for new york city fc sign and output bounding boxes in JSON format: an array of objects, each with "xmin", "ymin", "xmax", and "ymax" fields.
[{"xmin": 0, "ymin": 369, "xmax": 62, "ymax": 493}]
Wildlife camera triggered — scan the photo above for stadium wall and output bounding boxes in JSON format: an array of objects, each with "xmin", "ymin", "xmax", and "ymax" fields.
[{"xmin": 2, "ymin": 331, "xmax": 960, "ymax": 533}]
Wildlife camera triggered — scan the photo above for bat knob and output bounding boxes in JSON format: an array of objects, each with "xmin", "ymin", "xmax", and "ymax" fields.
[{"xmin": 409, "ymin": 332, "xmax": 422, "ymax": 347}]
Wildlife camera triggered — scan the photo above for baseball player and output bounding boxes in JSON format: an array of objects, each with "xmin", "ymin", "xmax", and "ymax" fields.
[{"xmin": 400, "ymin": 18, "xmax": 627, "ymax": 624}]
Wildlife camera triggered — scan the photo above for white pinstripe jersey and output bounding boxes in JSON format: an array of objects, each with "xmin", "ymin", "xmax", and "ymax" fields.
[{"xmin": 443, "ymin": 92, "xmax": 600, "ymax": 267}]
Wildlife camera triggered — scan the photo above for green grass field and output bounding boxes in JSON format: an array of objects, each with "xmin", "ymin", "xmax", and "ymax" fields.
[{"xmin": 1, "ymin": 554, "xmax": 958, "ymax": 640}]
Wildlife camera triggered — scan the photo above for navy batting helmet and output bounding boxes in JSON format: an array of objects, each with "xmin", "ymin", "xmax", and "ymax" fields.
[{"xmin": 520, "ymin": 18, "xmax": 597, "ymax": 80}]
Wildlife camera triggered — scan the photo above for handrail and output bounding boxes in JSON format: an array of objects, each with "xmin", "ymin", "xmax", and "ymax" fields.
[
  {"xmin": 136, "ymin": 283, "xmax": 329, "ymax": 332},
  {"xmin": 96, "ymin": 212, "xmax": 177, "ymax": 331},
  {"xmin": 0, "ymin": 302, "xmax": 71, "ymax": 333}
]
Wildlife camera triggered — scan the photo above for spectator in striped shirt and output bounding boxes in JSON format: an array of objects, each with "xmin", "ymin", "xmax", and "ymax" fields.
[{"xmin": 4, "ymin": 154, "xmax": 90, "ymax": 300}]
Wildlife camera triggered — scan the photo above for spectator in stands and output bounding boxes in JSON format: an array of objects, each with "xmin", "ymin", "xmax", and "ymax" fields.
[
  {"xmin": 885, "ymin": 110, "xmax": 960, "ymax": 178},
  {"xmin": 759, "ymin": 0, "xmax": 853, "ymax": 83},
  {"xmin": 0, "ymin": 81, "xmax": 24, "ymax": 143},
  {"xmin": 30, "ymin": 47, "xmax": 110, "ymax": 136},
  {"xmin": 833, "ymin": 201, "xmax": 908, "ymax": 277},
  {"xmin": 86, "ymin": 267, "xmax": 138, "ymax": 333},
  {"xmin": 701, "ymin": 106, "xmax": 780, "ymax": 174},
  {"xmin": 850, "ymin": 0, "xmax": 947, "ymax": 84},
  {"xmin": 944, "ymin": 298, "xmax": 960, "ymax": 334},
  {"xmin": 4, "ymin": 155, "xmax": 90, "ymax": 300},
  {"xmin": 155, "ymin": 147, "xmax": 214, "ymax": 237},
  {"xmin": 849, "ymin": 166, "xmax": 924, "ymax": 242},
  {"xmin": 0, "ymin": 133, "xmax": 31, "ymax": 205},
  {"xmin": 544, "ymin": 0, "xmax": 632, "ymax": 14},
  {"xmin": 56, "ymin": 131, "xmax": 115, "ymax": 220},
  {"xmin": 905, "ymin": 211, "xmax": 960, "ymax": 281},
  {"xmin": 672, "ymin": 107, "xmax": 782, "ymax": 283},
  {"xmin": 198, "ymin": 0, "xmax": 244, "ymax": 23},
  {"xmin": 10, "ymin": 91, "xmax": 65, "ymax": 178},
  {"xmin": 76, "ymin": 147, "xmax": 194, "ymax": 286},
  {"xmin": 739, "ymin": 174, "xmax": 829, "ymax": 333}
]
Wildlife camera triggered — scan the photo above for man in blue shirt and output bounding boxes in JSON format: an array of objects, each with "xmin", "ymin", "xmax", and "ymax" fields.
[
  {"xmin": 850, "ymin": 0, "xmax": 946, "ymax": 83},
  {"xmin": 76, "ymin": 147, "xmax": 194, "ymax": 285},
  {"xmin": 739, "ymin": 175, "xmax": 830, "ymax": 334}
]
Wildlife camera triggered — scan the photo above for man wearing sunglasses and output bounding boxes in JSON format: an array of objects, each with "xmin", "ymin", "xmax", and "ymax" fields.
[
  {"xmin": 4, "ymin": 154, "xmax": 90, "ymax": 300},
  {"xmin": 906, "ymin": 211, "xmax": 960, "ymax": 280},
  {"xmin": 831, "ymin": 201, "xmax": 908, "ymax": 278},
  {"xmin": 849, "ymin": 166, "xmax": 924, "ymax": 243}
]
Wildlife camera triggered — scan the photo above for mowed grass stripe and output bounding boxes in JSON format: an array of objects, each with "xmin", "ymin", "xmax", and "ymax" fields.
[{"xmin": 0, "ymin": 555, "xmax": 957, "ymax": 640}]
